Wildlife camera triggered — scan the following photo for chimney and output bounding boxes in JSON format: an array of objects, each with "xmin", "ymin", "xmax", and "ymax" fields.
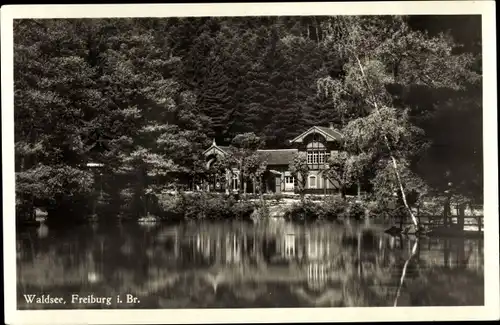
[{"xmin": 329, "ymin": 122, "xmax": 334, "ymax": 130}]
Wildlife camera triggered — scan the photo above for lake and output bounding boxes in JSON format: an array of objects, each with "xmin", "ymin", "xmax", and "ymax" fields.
[{"xmin": 17, "ymin": 220, "xmax": 484, "ymax": 309}]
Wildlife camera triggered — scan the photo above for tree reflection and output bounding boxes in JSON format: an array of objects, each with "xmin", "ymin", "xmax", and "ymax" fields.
[{"xmin": 17, "ymin": 222, "xmax": 484, "ymax": 309}]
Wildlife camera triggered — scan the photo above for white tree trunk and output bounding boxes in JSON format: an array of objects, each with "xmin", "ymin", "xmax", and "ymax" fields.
[
  {"xmin": 354, "ymin": 54, "xmax": 419, "ymax": 227},
  {"xmin": 394, "ymin": 240, "xmax": 418, "ymax": 306}
]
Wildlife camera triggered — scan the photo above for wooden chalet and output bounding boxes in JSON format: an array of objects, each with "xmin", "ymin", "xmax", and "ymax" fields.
[{"xmin": 202, "ymin": 123, "xmax": 344, "ymax": 194}]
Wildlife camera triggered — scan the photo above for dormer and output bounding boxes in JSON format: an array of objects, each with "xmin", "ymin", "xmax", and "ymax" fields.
[
  {"xmin": 289, "ymin": 123, "xmax": 343, "ymax": 169},
  {"xmin": 202, "ymin": 139, "xmax": 230, "ymax": 168},
  {"xmin": 289, "ymin": 123, "xmax": 342, "ymax": 144}
]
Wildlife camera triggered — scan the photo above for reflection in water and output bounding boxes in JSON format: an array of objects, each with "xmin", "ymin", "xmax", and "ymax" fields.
[
  {"xmin": 393, "ymin": 240, "xmax": 418, "ymax": 307},
  {"xmin": 17, "ymin": 221, "xmax": 484, "ymax": 309}
]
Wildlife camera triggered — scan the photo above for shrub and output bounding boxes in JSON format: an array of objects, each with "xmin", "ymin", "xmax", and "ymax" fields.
[
  {"xmin": 418, "ymin": 197, "xmax": 445, "ymax": 217},
  {"xmin": 283, "ymin": 195, "xmax": 371, "ymax": 222},
  {"xmin": 234, "ymin": 201, "xmax": 256, "ymax": 220},
  {"xmin": 250, "ymin": 202, "xmax": 270, "ymax": 223},
  {"xmin": 156, "ymin": 192, "xmax": 256, "ymax": 221},
  {"xmin": 347, "ymin": 202, "xmax": 366, "ymax": 220},
  {"xmin": 157, "ymin": 192, "xmax": 185, "ymax": 220},
  {"xmin": 322, "ymin": 196, "xmax": 349, "ymax": 220},
  {"xmin": 283, "ymin": 196, "xmax": 370, "ymax": 222},
  {"xmin": 16, "ymin": 165, "xmax": 95, "ymax": 224},
  {"xmin": 369, "ymin": 200, "xmax": 397, "ymax": 221},
  {"xmin": 284, "ymin": 199, "xmax": 324, "ymax": 222}
]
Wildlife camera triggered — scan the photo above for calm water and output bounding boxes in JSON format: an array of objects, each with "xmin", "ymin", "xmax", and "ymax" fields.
[{"xmin": 17, "ymin": 220, "xmax": 484, "ymax": 309}]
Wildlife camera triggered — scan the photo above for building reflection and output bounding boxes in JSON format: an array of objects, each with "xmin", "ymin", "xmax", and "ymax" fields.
[
  {"xmin": 153, "ymin": 224, "xmax": 484, "ymax": 297},
  {"xmin": 16, "ymin": 222, "xmax": 485, "ymax": 308},
  {"xmin": 155, "ymin": 226, "xmax": 390, "ymax": 293}
]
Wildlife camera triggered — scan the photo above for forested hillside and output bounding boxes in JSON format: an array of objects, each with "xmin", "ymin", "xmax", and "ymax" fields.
[{"xmin": 14, "ymin": 16, "xmax": 482, "ymax": 222}]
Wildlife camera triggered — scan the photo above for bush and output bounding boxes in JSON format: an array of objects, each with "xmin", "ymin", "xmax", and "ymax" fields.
[
  {"xmin": 250, "ymin": 202, "xmax": 270, "ymax": 222},
  {"xmin": 157, "ymin": 192, "xmax": 185, "ymax": 220},
  {"xmin": 322, "ymin": 196, "xmax": 349, "ymax": 220},
  {"xmin": 233, "ymin": 201, "xmax": 256, "ymax": 219},
  {"xmin": 16, "ymin": 199, "xmax": 34, "ymax": 223},
  {"xmin": 347, "ymin": 202, "xmax": 366, "ymax": 220},
  {"xmin": 283, "ymin": 196, "xmax": 371, "ymax": 223},
  {"xmin": 16, "ymin": 165, "xmax": 95, "ymax": 225},
  {"xmin": 284, "ymin": 199, "xmax": 324, "ymax": 222},
  {"xmin": 156, "ymin": 192, "xmax": 256, "ymax": 221},
  {"xmin": 418, "ymin": 197, "xmax": 445, "ymax": 217}
]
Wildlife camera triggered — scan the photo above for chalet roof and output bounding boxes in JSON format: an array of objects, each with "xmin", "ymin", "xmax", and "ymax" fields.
[
  {"xmin": 218, "ymin": 146, "xmax": 230, "ymax": 153},
  {"xmin": 203, "ymin": 145, "xmax": 226, "ymax": 157},
  {"xmin": 202, "ymin": 139, "xmax": 230, "ymax": 156},
  {"xmin": 257, "ymin": 149, "xmax": 298, "ymax": 166},
  {"xmin": 289, "ymin": 125, "xmax": 343, "ymax": 143},
  {"xmin": 204, "ymin": 141, "xmax": 298, "ymax": 166},
  {"xmin": 316, "ymin": 126, "xmax": 343, "ymax": 139}
]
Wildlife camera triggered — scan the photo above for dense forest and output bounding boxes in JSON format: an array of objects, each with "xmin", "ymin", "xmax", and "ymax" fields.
[{"xmin": 13, "ymin": 16, "xmax": 482, "ymax": 223}]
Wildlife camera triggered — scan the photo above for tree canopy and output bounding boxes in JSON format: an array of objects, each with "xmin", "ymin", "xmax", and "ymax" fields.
[{"xmin": 14, "ymin": 16, "xmax": 482, "ymax": 221}]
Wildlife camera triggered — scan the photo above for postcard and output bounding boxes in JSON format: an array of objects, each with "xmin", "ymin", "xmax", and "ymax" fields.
[{"xmin": 2, "ymin": 1, "xmax": 498, "ymax": 324}]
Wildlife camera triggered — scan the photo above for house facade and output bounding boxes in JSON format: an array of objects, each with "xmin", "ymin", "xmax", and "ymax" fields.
[{"xmin": 202, "ymin": 124, "xmax": 344, "ymax": 195}]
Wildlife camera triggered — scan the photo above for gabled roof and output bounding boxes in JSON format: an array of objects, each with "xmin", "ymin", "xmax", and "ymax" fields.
[
  {"xmin": 203, "ymin": 145, "xmax": 227, "ymax": 157},
  {"xmin": 202, "ymin": 139, "xmax": 231, "ymax": 156},
  {"xmin": 316, "ymin": 126, "xmax": 343, "ymax": 140},
  {"xmin": 203, "ymin": 140, "xmax": 298, "ymax": 166},
  {"xmin": 289, "ymin": 126, "xmax": 343, "ymax": 144},
  {"xmin": 257, "ymin": 149, "xmax": 298, "ymax": 166}
]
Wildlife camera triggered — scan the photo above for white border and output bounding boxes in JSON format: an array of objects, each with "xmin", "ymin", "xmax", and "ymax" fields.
[{"xmin": 2, "ymin": 2, "xmax": 498, "ymax": 324}]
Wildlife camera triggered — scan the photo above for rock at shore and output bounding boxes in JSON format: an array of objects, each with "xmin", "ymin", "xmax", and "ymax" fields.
[{"xmin": 251, "ymin": 203, "xmax": 289, "ymax": 222}]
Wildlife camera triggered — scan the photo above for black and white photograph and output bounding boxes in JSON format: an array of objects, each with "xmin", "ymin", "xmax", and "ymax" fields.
[{"xmin": 2, "ymin": 2, "xmax": 498, "ymax": 324}]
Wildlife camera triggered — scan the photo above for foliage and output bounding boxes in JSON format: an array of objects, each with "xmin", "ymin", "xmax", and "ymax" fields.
[
  {"xmin": 284, "ymin": 199, "xmax": 324, "ymax": 222},
  {"xmin": 325, "ymin": 151, "xmax": 369, "ymax": 198},
  {"xmin": 322, "ymin": 196, "xmax": 350, "ymax": 219},
  {"xmin": 347, "ymin": 202, "xmax": 366, "ymax": 220},
  {"xmin": 288, "ymin": 152, "xmax": 310, "ymax": 200},
  {"xmin": 222, "ymin": 133, "xmax": 267, "ymax": 196},
  {"xmin": 370, "ymin": 158, "xmax": 429, "ymax": 208},
  {"xmin": 157, "ymin": 192, "xmax": 255, "ymax": 221},
  {"xmin": 283, "ymin": 196, "xmax": 367, "ymax": 222},
  {"xmin": 316, "ymin": 16, "xmax": 481, "ymax": 223},
  {"xmin": 13, "ymin": 16, "xmax": 482, "ymax": 224}
]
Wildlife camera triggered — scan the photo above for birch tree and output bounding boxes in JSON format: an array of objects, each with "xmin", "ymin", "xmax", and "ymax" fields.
[
  {"xmin": 317, "ymin": 16, "xmax": 479, "ymax": 227},
  {"xmin": 289, "ymin": 152, "xmax": 310, "ymax": 201}
]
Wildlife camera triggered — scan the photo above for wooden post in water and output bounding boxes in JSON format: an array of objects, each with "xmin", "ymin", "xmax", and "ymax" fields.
[
  {"xmin": 357, "ymin": 231, "xmax": 362, "ymax": 277},
  {"xmin": 458, "ymin": 204, "xmax": 465, "ymax": 231},
  {"xmin": 174, "ymin": 231, "xmax": 179, "ymax": 259},
  {"xmin": 443, "ymin": 239, "xmax": 450, "ymax": 268}
]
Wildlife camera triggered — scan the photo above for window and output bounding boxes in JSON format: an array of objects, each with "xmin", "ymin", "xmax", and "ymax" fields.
[
  {"xmin": 232, "ymin": 174, "xmax": 239, "ymax": 190},
  {"xmin": 307, "ymin": 150, "xmax": 328, "ymax": 165},
  {"xmin": 307, "ymin": 151, "xmax": 314, "ymax": 164},
  {"xmin": 285, "ymin": 176, "xmax": 295, "ymax": 184},
  {"xmin": 319, "ymin": 152, "xmax": 325, "ymax": 164},
  {"xmin": 309, "ymin": 175, "xmax": 317, "ymax": 188}
]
